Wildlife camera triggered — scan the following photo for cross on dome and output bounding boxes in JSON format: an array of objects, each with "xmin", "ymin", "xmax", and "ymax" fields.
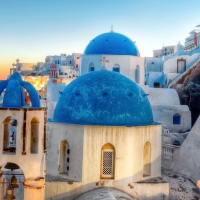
[
  {"xmin": 12, "ymin": 59, "xmax": 21, "ymax": 72},
  {"xmin": 100, "ymin": 57, "xmax": 109, "ymax": 69}
]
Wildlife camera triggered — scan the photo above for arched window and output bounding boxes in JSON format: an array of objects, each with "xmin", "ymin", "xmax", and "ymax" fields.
[
  {"xmin": 58, "ymin": 140, "xmax": 69, "ymax": 174},
  {"xmin": 143, "ymin": 142, "xmax": 151, "ymax": 177},
  {"xmin": 30, "ymin": 117, "xmax": 39, "ymax": 154},
  {"xmin": 3, "ymin": 117, "xmax": 17, "ymax": 154},
  {"xmin": 113, "ymin": 64, "xmax": 120, "ymax": 73},
  {"xmin": 89, "ymin": 63, "xmax": 95, "ymax": 72},
  {"xmin": 101, "ymin": 143, "xmax": 115, "ymax": 179},
  {"xmin": 173, "ymin": 114, "xmax": 181, "ymax": 125},
  {"xmin": 135, "ymin": 65, "xmax": 140, "ymax": 84}
]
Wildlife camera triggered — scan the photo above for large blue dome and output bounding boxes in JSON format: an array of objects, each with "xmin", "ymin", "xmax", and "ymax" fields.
[
  {"xmin": 53, "ymin": 70, "xmax": 155, "ymax": 126},
  {"xmin": 84, "ymin": 31, "xmax": 140, "ymax": 56}
]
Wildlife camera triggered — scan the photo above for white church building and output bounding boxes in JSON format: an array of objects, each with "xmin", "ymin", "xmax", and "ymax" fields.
[
  {"xmin": 80, "ymin": 30, "xmax": 145, "ymax": 85},
  {"xmin": 46, "ymin": 70, "xmax": 168, "ymax": 200}
]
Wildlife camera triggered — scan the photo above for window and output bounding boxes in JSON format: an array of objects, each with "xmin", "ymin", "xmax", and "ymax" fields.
[
  {"xmin": 31, "ymin": 117, "xmax": 39, "ymax": 154},
  {"xmin": 143, "ymin": 142, "xmax": 151, "ymax": 177},
  {"xmin": 173, "ymin": 141, "xmax": 180, "ymax": 146},
  {"xmin": 89, "ymin": 63, "xmax": 95, "ymax": 72},
  {"xmin": 3, "ymin": 117, "xmax": 17, "ymax": 154},
  {"xmin": 90, "ymin": 67, "xmax": 95, "ymax": 71},
  {"xmin": 101, "ymin": 143, "xmax": 115, "ymax": 179},
  {"xmin": 154, "ymin": 82, "xmax": 160, "ymax": 88},
  {"xmin": 173, "ymin": 114, "xmax": 181, "ymax": 125},
  {"xmin": 112, "ymin": 64, "xmax": 120, "ymax": 73},
  {"xmin": 58, "ymin": 140, "xmax": 69, "ymax": 174}
]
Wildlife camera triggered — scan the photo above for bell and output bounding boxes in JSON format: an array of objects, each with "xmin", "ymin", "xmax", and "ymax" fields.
[
  {"xmin": 4, "ymin": 163, "xmax": 19, "ymax": 171},
  {"xmin": 10, "ymin": 175, "xmax": 19, "ymax": 188},
  {"xmin": 3, "ymin": 185, "xmax": 16, "ymax": 199}
]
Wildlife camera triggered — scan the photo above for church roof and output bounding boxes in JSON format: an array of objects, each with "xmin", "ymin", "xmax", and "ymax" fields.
[
  {"xmin": 0, "ymin": 72, "xmax": 40, "ymax": 108},
  {"xmin": 83, "ymin": 31, "xmax": 140, "ymax": 56},
  {"xmin": 53, "ymin": 70, "xmax": 155, "ymax": 126}
]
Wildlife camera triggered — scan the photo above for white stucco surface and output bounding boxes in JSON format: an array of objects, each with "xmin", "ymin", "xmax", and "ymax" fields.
[
  {"xmin": 45, "ymin": 124, "xmax": 166, "ymax": 200},
  {"xmin": 0, "ymin": 108, "xmax": 46, "ymax": 200},
  {"xmin": 152, "ymin": 105, "xmax": 191, "ymax": 132},
  {"xmin": 167, "ymin": 116, "xmax": 200, "ymax": 185},
  {"xmin": 163, "ymin": 54, "xmax": 200, "ymax": 73},
  {"xmin": 80, "ymin": 55, "xmax": 145, "ymax": 85},
  {"xmin": 148, "ymin": 88, "xmax": 180, "ymax": 105}
]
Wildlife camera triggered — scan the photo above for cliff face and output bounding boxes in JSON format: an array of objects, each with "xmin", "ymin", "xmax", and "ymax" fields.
[{"xmin": 171, "ymin": 61, "xmax": 200, "ymax": 125}]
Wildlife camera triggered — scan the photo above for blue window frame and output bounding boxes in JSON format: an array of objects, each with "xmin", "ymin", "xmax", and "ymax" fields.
[
  {"xmin": 90, "ymin": 67, "xmax": 95, "ymax": 71},
  {"xmin": 173, "ymin": 114, "xmax": 181, "ymax": 125},
  {"xmin": 113, "ymin": 67, "xmax": 120, "ymax": 72}
]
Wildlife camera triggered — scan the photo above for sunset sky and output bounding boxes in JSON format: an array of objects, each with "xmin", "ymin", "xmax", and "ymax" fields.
[{"xmin": 0, "ymin": 0, "xmax": 200, "ymax": 79}]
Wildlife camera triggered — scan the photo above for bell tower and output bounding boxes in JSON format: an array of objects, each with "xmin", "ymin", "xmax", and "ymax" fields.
[{"xmin": 0, "ymin": 72, "xmax": 46, "ymax": 200}]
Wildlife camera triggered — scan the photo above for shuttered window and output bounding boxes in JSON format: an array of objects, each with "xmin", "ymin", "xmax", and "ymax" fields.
[{"xmin": 101, "ymin": 149, "xmax": 114, "ymax": 179}]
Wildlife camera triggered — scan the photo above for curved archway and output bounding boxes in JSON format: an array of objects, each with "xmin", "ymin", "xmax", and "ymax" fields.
[
  {"xmin": 1, "ymin": 162, "xmax": 24, "ymax": 200},
  {"xmin": 143, "ymin": 142, "xmax": 151, "ymax": 177},
  {"xmin": 58, "ymin": 140, "xmax": 69, "ymax": 174},
  {"xmin": 101, "ymin": 143, "xmax": 115, "ymax": 179},
  {"xmin": 30, "ymin": 117, "xmax": 39, "ymax": 154},
  {"xmin": 173, "ymin": 141, "xmax": 180, "ymax": 146},
  {"xmin": 89, "ymin": 63, "xmax": 95, "ymax": 72},
  {"xmin": 112, "ymin": 64, "xmax": 120, "ymax": 72},
  {"xmin": 3, "ymin": 116, "xmax": 17, "ymax": 154}
]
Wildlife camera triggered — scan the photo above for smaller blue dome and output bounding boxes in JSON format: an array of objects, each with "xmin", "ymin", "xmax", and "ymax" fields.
[
  {"xmin": 53, "ymin": 70, "xmax": 155, "ymax": 126},
  {"xmin": 84, "ymin": 31, "xmax": 140, "ymax": 56},
  {"xmin": 0, "ymin": 72, "xmax": 41, "ymax": 108}
]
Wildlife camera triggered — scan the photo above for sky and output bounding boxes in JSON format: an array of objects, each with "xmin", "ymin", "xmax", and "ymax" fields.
[{"xmin": 0, "ymin": 0, "xmax": 200, "ymax": 79}]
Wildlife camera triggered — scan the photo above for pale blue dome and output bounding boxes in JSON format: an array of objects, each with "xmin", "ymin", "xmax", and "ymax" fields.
[
  {"xmin": 53, "ymin": 70, "xmax": 155, "ymax": 126},
  {"xmin": 0, "ymin": 72, "xmax": 40, "ymax": 108},
  {"xmin": 84, "ymin": 31, "xmax": 140, "ymax": 56}
]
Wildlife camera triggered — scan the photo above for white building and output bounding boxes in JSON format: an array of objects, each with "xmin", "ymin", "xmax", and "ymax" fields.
[
  {"xmin": 146, "ymin": 25, "xmax": 200, "ymax": 89},
  {"xmin": 0, "ymin": 72, "xmax": 46, "ymax": 200},
  {"xmin": 80, "ymin": 30, "xmax": 145, "ymax": 85},
  {"xmin": 46, "ymin": 70, "xmax": 169, "ymax": 200},
  {"xmin": 153, "ymin": 45, "xmax": 176, "ymax": 58}
]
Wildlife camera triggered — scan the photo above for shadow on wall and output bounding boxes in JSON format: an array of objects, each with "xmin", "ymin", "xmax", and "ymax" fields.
[
  {"xmin": 162, "ymin": 116, "xmax": 200, "ymax": 187},
  {"xmin": 45, "ymin": 155, "xmax": 168, "ymax": 200}
]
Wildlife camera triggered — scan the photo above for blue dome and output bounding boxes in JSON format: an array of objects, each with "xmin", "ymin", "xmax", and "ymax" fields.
[
  {"xmin": 53, "ymin": 70, "xmax": 155, "ymax": 126},
  {"xmin": 84, "ymin": 31, "xmax": 140, "ymax": 56},
  {"xmin": 0, "ymin": 72, "xmax": 41, "ymax": 108}
]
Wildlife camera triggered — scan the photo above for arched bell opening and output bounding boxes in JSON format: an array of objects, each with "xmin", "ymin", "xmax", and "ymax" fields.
[
  {"xmin": 30, "ymin": 117, "xmax": 40, "ymax": 154},
  {"xmin": 1, "ymin": 162, "xmax": 24, "ymax": 200},
  {"xmin": 58, "ymin": 140, "xmax": 70, "ymax": 175},
  {"xmin": 3, "ymin": 116, "xmax": 17, "ymax": 154}
]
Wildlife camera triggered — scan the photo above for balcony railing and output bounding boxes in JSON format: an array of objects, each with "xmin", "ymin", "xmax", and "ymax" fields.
[{"xmin": 162, "ymin": 144, "xmax": 180, "ymax": 159}]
